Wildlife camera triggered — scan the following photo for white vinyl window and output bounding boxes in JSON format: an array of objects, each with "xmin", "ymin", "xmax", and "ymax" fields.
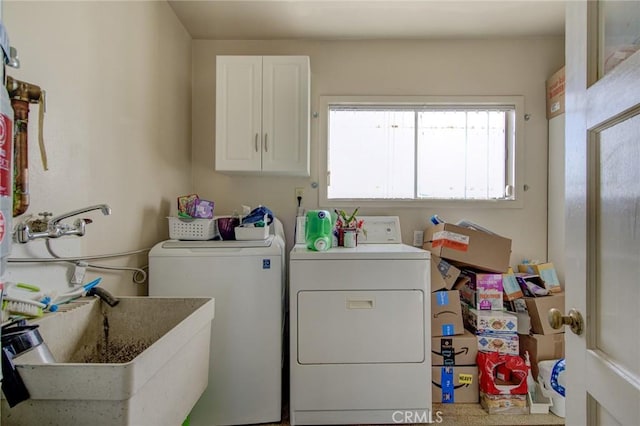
[{"xmin": 319, "ymin": 96, "xmax": 524, "ymax": 208}]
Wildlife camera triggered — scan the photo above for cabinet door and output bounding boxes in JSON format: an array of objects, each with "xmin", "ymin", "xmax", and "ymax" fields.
[
  {"xmin": 215, "ymin": 56, "xmax": 263, "ymax": 172},
  {"xmin": 261, "ymin": 56, "xmax": 310, "ymax": 176}
]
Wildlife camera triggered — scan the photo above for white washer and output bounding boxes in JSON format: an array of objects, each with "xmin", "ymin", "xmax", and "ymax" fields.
[
  {"xmin": 149, "ymin": 219, "xmax": 285, "ymax": 426},
  {"xmin": 289, "ymin": 216, "xmax": 431, "ymax": 425}
]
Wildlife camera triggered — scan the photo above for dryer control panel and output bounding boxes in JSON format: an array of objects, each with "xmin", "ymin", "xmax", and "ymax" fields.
[
  {"xmin": 295, "ymin": 215, "xmax": 403, "ymax": 245},
  {"xmin": 358, "ymin": 216, "xmax": 401, "ymax": 244}
]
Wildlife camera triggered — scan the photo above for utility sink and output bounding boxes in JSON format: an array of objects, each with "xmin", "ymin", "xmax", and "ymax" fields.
[{"xmin": 1, "ymin": 296, "xmax": 215, "ymax": 426}]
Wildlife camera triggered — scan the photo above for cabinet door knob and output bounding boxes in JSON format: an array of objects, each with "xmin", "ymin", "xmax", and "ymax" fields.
[
  {"xmin": 255, "ymin": 133, "xmax": 259, "ymax": 152},
  {"xmin": 264, "ymin": 133, "xmax": 268, "ymax": 152}
]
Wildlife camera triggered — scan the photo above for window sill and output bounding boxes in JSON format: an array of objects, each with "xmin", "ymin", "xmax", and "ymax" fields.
[{"xmin": 322, "ymin": 198, "xmax": 523, "ymax": 210}]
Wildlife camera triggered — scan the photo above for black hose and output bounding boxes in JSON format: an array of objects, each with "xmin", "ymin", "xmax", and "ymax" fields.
[{"xmin": 87, "ymin": 287, "xmax": 120, "ymax": 307}]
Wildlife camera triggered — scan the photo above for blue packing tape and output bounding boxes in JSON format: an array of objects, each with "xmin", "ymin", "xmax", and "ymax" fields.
[
  {"xmin": 436, "ymin": 291, "xmax": 449, "ymax": 306},
  {"xmin": 441, "ymin": 367, "xmax": 455, "ymax": 403},
  {"xmin": 441, "ymin": 324, "xmax": 455, "ymax": 336}
]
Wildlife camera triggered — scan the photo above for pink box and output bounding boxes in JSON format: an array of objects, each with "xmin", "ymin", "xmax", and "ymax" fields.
[{"xmin": 460, "ymin": 270, "xmax": 503, "ymax": 310}]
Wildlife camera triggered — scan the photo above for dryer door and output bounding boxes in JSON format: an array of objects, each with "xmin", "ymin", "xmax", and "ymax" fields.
[{"xmin": 297, "ymin": 289, "xmax": 425, "ymax": 364}]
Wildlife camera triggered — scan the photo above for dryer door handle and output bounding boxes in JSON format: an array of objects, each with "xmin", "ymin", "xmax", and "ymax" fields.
[{"xmin": 346, "ymin": 299, "xmax": 375, "ymax": 309}]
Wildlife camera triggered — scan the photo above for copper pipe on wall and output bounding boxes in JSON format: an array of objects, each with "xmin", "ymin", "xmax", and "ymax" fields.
[
  {"xmin": 6, "ymin": 76, "xmax": 44, "ymax": 217},
  {"xmin": 11, "ymin": 98, "xmax": 28, "ymax": 217}
]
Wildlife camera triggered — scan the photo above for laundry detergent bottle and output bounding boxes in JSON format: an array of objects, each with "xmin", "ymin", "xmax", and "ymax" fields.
[{"xmin": 305, "ymin": 210, "xmax": 332, "ymax": 251}]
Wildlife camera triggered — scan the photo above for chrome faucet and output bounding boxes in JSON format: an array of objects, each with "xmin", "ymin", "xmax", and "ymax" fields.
[{"xmin": 15, "ymin": 204, "xmax": 112, "ymax": 244}]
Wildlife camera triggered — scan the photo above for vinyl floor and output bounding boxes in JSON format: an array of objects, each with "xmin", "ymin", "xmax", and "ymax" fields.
[{"xmin": 261, "ymin": 403, "xmax": 565, "ymax": 426}]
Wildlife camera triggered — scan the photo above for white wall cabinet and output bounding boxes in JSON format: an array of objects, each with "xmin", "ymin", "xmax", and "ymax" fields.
[{"xmin": 215, "ymin": 55, "xmax": 310, "ymax": 176}]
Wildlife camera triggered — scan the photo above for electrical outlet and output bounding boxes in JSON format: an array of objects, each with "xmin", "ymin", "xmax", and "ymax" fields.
[
  {"xmin": 295, "ymin": 187, "xmax": 304, "ymax": 199},
  {"xmin": 413, "ymin": 230, "xmax": 424, "ymax": 247}
]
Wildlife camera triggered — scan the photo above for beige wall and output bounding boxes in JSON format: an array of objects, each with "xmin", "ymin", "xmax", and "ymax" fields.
[
  {"xmin": 193, "ymin": 38, "xmax": 564, "ymax": 268},
  {"xmin": 4, "ymin": 1, "xmax": 192, "ymax": 295},
  {"xmin": 2, "ymin": 1, "xmax": 564, "ymax": 296},
  {"xmin": 548, "ymin": 114, "xmax": 566, "ymax": 284}
]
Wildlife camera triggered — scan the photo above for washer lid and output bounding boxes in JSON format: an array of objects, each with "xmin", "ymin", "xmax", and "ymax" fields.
[{"xmin": 161, "ymin": 235, "xmax": 274, "ymax": 249}]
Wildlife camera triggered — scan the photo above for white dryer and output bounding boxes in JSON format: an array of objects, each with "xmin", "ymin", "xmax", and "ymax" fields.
[
  {"xmin": 149, "ymin": 219, "xmax": 285, "ymax": 426},
  {"xmin": 289, "ymin": 216, "xmax": 431, "ymax": 425}
]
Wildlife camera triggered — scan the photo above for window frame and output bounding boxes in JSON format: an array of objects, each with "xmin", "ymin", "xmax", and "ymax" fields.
[{"xmin": 318, "ymin": 95, "xmax": 525, "ymax": 209}]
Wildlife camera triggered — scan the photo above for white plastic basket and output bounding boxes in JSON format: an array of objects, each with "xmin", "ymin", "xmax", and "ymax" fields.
[
  {"xmin": 168, "ymin": 217, "xmax": 217, "ymax": 240},
  {"xmin": 234, "ymin": 215, "xmax": 270, "ymax": 240},
  {"xmin": 234, "ymin": 224, "xmax": 270, "ymax": 241}
]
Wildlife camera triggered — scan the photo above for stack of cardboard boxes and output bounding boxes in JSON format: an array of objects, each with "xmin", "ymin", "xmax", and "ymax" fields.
[
  {"xmin": 430, "ymin": 265, "xmax": 479, "ymax": 403},
  {"xmin": 424, "ymin": 222, "xmax": 565, "ymax": 413},
  {"xmin": 463, "ymin": 305, "xmax": 519, "ymax": 356},
  {"xmin": 514, "ymin": 263, "xmax": 565, "ymax": 381}
]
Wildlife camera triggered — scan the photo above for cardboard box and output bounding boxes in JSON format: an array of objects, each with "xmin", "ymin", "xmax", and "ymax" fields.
[
  {"xmin": 523, "ymin": 293, "xmax": 565, "ymax": 335},
  {"xmin": 502, "ymin": 273, "xmax": 524, "ymax": 301},
  {"xmin": 459, "ymin": 270, "xmax": 503, "ymax": 310},
  {"xmin": 480, "ymin": 392, "xmax": 528, "ymax": 414},
  {"xmin": 476, "ymin": 332, "xmax": 519, "ymax": 356},
  {"xmin": 546, "ymin": 66, "xmax": 565, "ymax": 119},
  {"xmin": 507, "ymin": 297, "xmax": 528, "ymax": 313},
  {"xmin": 423, "ymin": 223, "xmax": 512, "ymax": 273},
  {"xmin": 464, "ymin": 309, "xmax": 518, "ymax": 334},
  {"xmin": 432, "ymin": 366, "xmax": 479, "ymax": 404},
  {"xmin": 495, "ymin": 363, "xmax": 511, "ymax": 382},
  {"xmin": 519, "ymin": 333, "xmax": 565, "ymax": 379},
  {"xmin": 431, "ymin": 290, "xmax": 464, "ymax": 337},
  {"xmin": 513, "ymin": 312, "xmax": 531, "ymax": 334},
  {"xmin": 515, "ymin": 274, "xmax": 549, "ymax": 297},
  {"xmin": 431, "ymin": 254, "xmax": 462, "ymax": 292},
  {"xmin": 432, "ymin": 329, "xmax": 478, "ymax": 366},
  {"xmin": 503, "ymin": 299, "xmax": 533, "ymax": 334},
  {"xmin": 517, "ymin": 263, "xmax": 561, "ymax": 293},
  {"xmin": 458, "ymin": 282, "xmax": 477, "ymax": 308}
]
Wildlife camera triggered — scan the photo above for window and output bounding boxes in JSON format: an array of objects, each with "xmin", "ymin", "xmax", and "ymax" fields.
[{"xmin": 319, "ymin": 96, "xmax": 524, "ymax": 208}]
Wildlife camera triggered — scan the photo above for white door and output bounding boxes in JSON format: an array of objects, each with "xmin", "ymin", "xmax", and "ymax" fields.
[
  {"xmin": 565, "ymin": 1, "xmax": 640, "ymax": 424},
  {"xmin": 261, "ymin": 56, "xmax": 310, "ymax": 175},
  {"xmin": 215, "ymin": 56, "xmax": 263, "ymax": 172}
]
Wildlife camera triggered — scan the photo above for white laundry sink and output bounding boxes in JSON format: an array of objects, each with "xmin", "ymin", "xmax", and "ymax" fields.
[{"xmin": 1, "ymin": 296, "xmax": 215, "ymax": 426}]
